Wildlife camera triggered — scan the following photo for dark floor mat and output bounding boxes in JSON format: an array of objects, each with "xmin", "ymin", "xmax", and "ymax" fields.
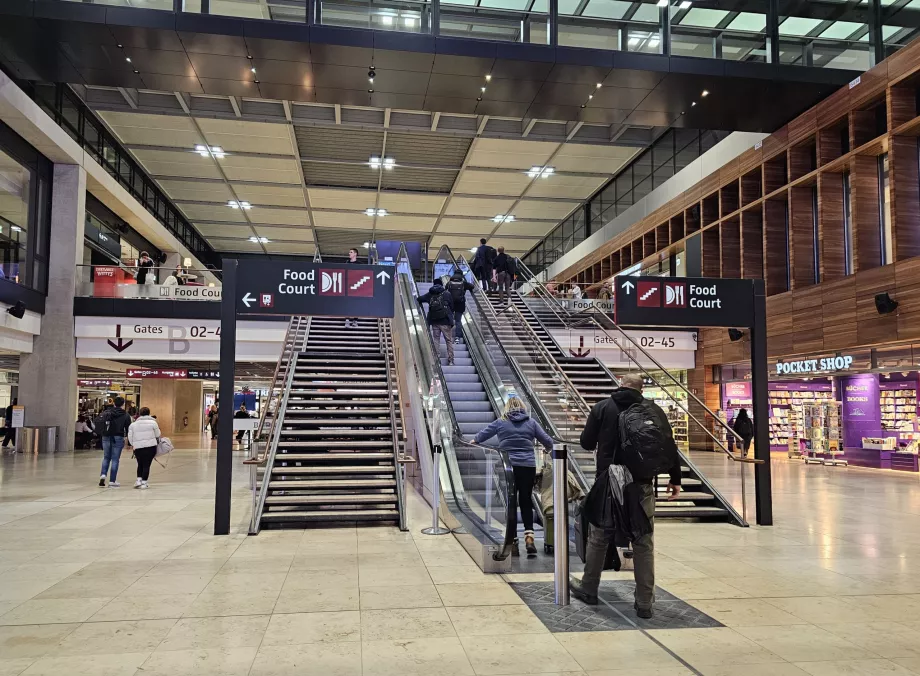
[{"xmin": 510, "ymin": 580, "xmax": 723, "ymax": 633}]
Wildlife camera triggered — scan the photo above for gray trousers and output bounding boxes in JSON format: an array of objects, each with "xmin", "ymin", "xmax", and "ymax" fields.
[
  {"xmin": 581, "ymin": 483, "xmax": 656, "ymax": 609},
  {"xmin": 431, "ymin": 324, "xmax": 454, "ymax": 363},
  {"xmin": 496, "ymin": 271, "xmax": 512, "ymax": 304}
]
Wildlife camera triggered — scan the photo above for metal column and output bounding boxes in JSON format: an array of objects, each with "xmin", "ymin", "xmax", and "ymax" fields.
[
  {"xmin": 214, "ymin": 259, "xmax": 237, "ymax": 535},
  {"xmin": 422, "ymin": 445, "xmax": 450, "ymax": 535},
  {"xmin": 552, "ymin": 443, "xmax": 570, "ymax": 606},
  {"xmin": 750, "ymin": 279, "xmax": 773, "ymax": 526}
]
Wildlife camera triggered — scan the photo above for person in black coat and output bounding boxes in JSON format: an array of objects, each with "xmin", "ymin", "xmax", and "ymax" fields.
[
  {"xmin": 472, "ymin": 238, "xmax": 496, "ymax": 292},
  {"xmin": 418, "ymin": 279, "xmax": 455, "ymax": 366},
  {"xmin": 445, "ymin": 270, "xmax": 475, "ymax": 344},
  {"xmin": 732, "ymin": 408, "xmax": 754, "ymax": 456}
]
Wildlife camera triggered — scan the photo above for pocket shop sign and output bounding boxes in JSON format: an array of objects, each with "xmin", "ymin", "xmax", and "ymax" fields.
[{"xmin": 775, "ymin": 355, "xmax": 853, "ymax": 375}]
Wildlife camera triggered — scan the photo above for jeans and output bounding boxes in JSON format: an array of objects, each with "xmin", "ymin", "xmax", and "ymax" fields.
[
  {"xmin": 496, "ymin": 271, "xmax": 512, "ymax": 304},
  {"xmin": 101, "ymin": 436, "xmax": 125, "ymax": 481},
  {"xmin": 431, "ymin": 324, "xmax": 455, "ymax": 363},
  {"xmin": 135, "ymin": 446, "xmax": 157, "ymax": 481},
  {"xmin": 581, "ymin": 483, "xmax": 656, "ymax": 609},
  {"xmin": 512, "ymin": 465, "xmax": 537, "ymax": 533}
]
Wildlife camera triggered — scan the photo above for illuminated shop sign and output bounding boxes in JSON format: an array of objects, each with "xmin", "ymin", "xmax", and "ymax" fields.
[{"xmin": 774, "ymin": 355, "xmax": 853, "ymax": 375}]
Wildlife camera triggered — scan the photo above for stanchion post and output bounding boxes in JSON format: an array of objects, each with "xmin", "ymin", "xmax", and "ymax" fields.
[
  {"xmin": 553, "ymin": 442, "xmax": 569, "ymax": 606},
  {"xmin": 422, "ymin": 444, "xmax": 450, "ymax": 535}
]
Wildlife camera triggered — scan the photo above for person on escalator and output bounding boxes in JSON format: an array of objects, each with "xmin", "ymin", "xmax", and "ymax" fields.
[
  {"xmin": 493, "ymin": 246, "xmax": 514, "ymax": 306},
  {"xmin": 418, "ymin": 278, "xmax": 456, "ymax": 366},
  {"xmin": 472, "ymin": 396, "xmax": 554, "ymax": 557},
  {"xmin": 732, "ymin": 408, "xmax": 754, "ymax": 457},
  {"xmin": 472, "ymin": 238, "xmax": 496, "ymax": 292},
  {"xmin": 446, "ymin": 270, "xmax": 475, "ymax": 345},
  {"xmin": 571, "ymin": 373, "xmax": 681, "ymax": 619}
]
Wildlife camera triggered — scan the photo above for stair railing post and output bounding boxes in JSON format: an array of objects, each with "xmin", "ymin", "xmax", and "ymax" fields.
[
  {"xmin": 421, "ymin": 444, "xmax": 450, "ymax": 535},
  {"xmin": 553, "ymin": 442, "xmax": 570, "ymax": 606}
]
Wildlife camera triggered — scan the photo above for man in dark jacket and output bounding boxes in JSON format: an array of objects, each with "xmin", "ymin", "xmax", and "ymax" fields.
[
  {"xmin": 493, "ymin": 246, "xmax": 514, "ymax": 305},
  {"xmin": 570, "ymin": 373, "xmax": 681, "ymax": 618},
  {"xmin": 98, "ymin": 396, "xmax": 132, "ymax": 487},
  {"xmin": 446, "ymin": 270, "xmax": 475, "ymax": 344},
  {"xmin": 473, "ymin": 238, "xmax": 496, "ymax": 292},
  {"xmin": 2, "ymin": 398, "xmax": 16, "ymax": 449},
  {"xmin": 418, "ymin": 279, "xmax": 455, "ymax": 366}
]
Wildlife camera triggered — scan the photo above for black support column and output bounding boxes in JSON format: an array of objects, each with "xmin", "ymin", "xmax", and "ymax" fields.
[
  {"xmin": 867, "ymin": 0, "xmax": 885, "ymax": 66},
  {"xmin": 214, "ymin": 259, "xmax": 238, "ymax": 536},
  {"xmin": 766, "ymin": 0, "xmax": 780, "ymax": 65},
  {"xmin": 750, "ymin": 279, "xmax": 773, "ymax": 526}
]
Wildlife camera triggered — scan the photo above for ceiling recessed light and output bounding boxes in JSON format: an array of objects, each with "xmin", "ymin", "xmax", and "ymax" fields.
[
  {"xmin": 477, "ymin": 97, "xmax": 482, "ymax": 102},
  {"xmin": 248, "ymin": 236, "xmax": 269, "ymax": 243},
  {"xmin": 581, "ymin": 104, "xmax": 586, "ymax": 108},
  {"xmin": 117, "ymin": 44, "xmax": 123, "ymax": 48},
  {"xmin": 481, "ymin": 86, "xmax": 486, "ymax": 92},
  {"xmin": 254, "ymin": 79, "xmax": 259, "ymax": 83},
  {"xmin": 365, "ymin": 208, "xmax": 387, "ymax": 217},
  {"xmin": 492, "ymin": 214, "xmax": 514, "ymax": 224},
  {"xmin": 381, "ymin": 15, "xmax": 393, "ymax": 25},
  {"xmin": 527, "ymin": 166, "xmax": 555, "ymax": 179},
  {"xmin": 596, "ymin": 82, "xmax": 602, "ymax": 88},
  {"xmin": 247, "ymin": 55, "xmax": 253, "ymax": 59},
  {"xmin": 125, "ymin": 57, "xmax": 132, "ymax": 63},
  {"xmin": 485, "ymin": 74, "xmax": 492, "ymax": 81},
  {"xmin": 369, "ymin": 156, "xmax": 395, "ymax": 170},
  {"xmin": 692, "ymin": 101, "xmax": 697, "ymax": 106},
  {"xmin": 251, "ymin": 67, "xmax": 256, "ymax": 73},
  {"xmin": 228, "ymin": 201, "xmax": 252, "ymax": 210},
  {"xmin": 702, "ymin": 89, "xmax": 709, "ymax": 97},
  {"xmin": 588, "ymin": 94, "xmax": 593, "ymax": 100}
]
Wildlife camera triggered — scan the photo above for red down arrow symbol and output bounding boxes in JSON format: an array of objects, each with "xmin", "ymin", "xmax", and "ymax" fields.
[
  {"xmin": 570, "ymin": 335, "xmax": 590, "ymax": 358},
  {"xmin": 108, "ymin": 325, "xmax": 134, "ymax": 353}
]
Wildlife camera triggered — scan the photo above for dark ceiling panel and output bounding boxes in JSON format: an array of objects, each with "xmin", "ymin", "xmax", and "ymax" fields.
[
  {"xmin": 545, "ymin": 62, "xmax": 613, "ymax": 85},
  {"xmin": 431, "ymin": 53, "xmax": 496, "ymax": 76},
  {"xmin": 424, "ymin": 73, "xmax": 484, "ymax": 98},
  {"xmin": 199, "ymin": 77, "xmax": 262, "ymax": 97},
  {"xmin": 474, "ymin": 100, "xmax": 531, "ymax": 117},
  {"xmin": 108, "ymin": 24, "xmax": 187, "ymax": 52},
  {"xmin": 127, "ymin": 49, "xmax": 197, "ymax": 78},
  {"xmin": 60, "ymin": 42, "xmax": 129, "ymax": 71},
  {"xmin": 313, "ymin": 63, "xmax": 379, "ymax": 90},
  {"xmin": 381, "ymin": 166, "xmax": 457, "ymax": 192},
  {"xmin": 592, "ymin": 86, "xmax": 654, "ymax": 109},
  {"xmin": 371, "ymin": 69, "xmax": 431, "ymax": 96},
  {"xmin": 602, "ymin": 68, "xmax": 667, "ymax": 89},
  {"xmin": 490, "ymin": 57, "xmax": 555, "ymax": 81},
  {"xmin": 250, "ymin": 59, "xmax": 314, "ymax": 86},
  {"xmin": 424, "ymin": 96, "xmax": 478, "ymax": 114},
  {"xmin": 302, "ymin": 161, "xmax": 380, "ymax": 188},
  {"xmin": 525, "ymin": 102, "xmax": 592, "ymax": 121},
  {"xmin": 256, "ymin": 82, "xmax": 315, "ymax": 103},
  {"xmin": 141, "ymin": 74, "xmax": 204, "ymax": 94},
  {"xmin": 576, "ymin": 107, "xmax": 632, "ymax": 124},
  {"xmin": 533, "ymin": 81, "xmax": 597, "ymax": 104},
  {"xmin": 313, "ymin": 87, "xmax": 375, "ymax": 106},
  {"xmin": 187, "ymin": 53, "xmax": 253, "ymax": 81},
  {"xmin": 178, "ymin": 30, "xmax": 248, "ymax": 57},
  {"xmin": 480, "ymin": 77, "xmax": 544, "ymax": 103},
  {"xmin": 79, "ymin": 68, "xmax": 146, "ymax": 89},
  {"xmin": 372, "ymin": 48, "xmax": 436, "ymax": 73},
  {"xmin": 367, "ymin": 93, "xmax": 427, "ymax": 109},
  {"xmin": 244, "ymin": 36, "xmax": 312, "ymax": 61},
  {"xmin": 385, "ymin": 132, "xmax": 472, "ymax": 168},
  {"xmin": 297, "ymin": 126, "xmax": 385, "ymax": 163}
]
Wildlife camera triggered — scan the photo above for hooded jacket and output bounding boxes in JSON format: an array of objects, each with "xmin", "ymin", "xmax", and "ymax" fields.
[
  {"xmin": 473, "ymin": 410, "xmax": 554, "ymax": 467},
  {"xmin": 100, "ymin": 407, "xmax": 132, "ymax": 438},
  {"xmin": 418, "ymin": 281, "xmax": 454, "ymax": 327},
  {"xmin": 580, "ymin": 387, "xmax": 681, "ymax": 486},
  {"xmin": 446, "ymin": 273, "xmax": 475, "ymax": 311},
  {"xmin": 128, "ymin": 415, "xmax": 161, "ymax": 450}
]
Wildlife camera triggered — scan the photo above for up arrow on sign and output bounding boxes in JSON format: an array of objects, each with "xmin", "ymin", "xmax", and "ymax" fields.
[
  {"xmin": 621, "ymin": 280, "xmax": 635, "ymax": 295},
  {"xmin": 376, "ymin": 270, "xmax": 391, "ymax": 285}
]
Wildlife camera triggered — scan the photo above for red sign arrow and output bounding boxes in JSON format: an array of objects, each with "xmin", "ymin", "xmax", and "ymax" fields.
[
  {"xmin": 570, "ymin": 335, "xmax": 590, "ymax": 358},
  {"xmin": 107, "ymin": 325, "xmax": 134, "ymax": 353}
]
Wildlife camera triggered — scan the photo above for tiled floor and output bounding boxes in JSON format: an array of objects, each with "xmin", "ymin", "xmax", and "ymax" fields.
[{"xmin": 1, "ymin": 439, "xmax": 920, "ymax": 675}]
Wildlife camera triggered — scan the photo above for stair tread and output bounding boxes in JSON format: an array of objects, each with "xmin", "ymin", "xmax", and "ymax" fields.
[
  {"xmin": 261, "ymin": 509, "xmax": 399, "ymax": 521},
  {"xmin": 271, "ymin": 465, "xmax": 395, "ymax": 474},
  {"xmin": 263, "ymin": 478, "xmax": 396, "ymax": 488}
]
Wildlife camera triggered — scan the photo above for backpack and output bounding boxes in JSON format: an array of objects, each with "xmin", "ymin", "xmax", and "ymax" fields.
[
  {"xmin": 427, "ymin": 289, "xmax": 449, "ymax": 321},
  {"xmin": 447, "ymin": 279, "xmax": 466, "ymax": 305},
  {"xmin": 95, "ymin": 409, "xmax": 114, "ymax": 436},
  {"xmin": 507, "ymin": 257, "xmax": 519, "ymax": 277},
  {"xmin": 735, "ymin": 416, "xmax": 753, "ymax": 439},
  {"xmin": 617, "ymin": 400, "xmax": 678, "ymax": 481}
]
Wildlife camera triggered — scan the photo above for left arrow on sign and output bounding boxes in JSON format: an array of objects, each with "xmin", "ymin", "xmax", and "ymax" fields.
[
  {"xmin": 376, "ymin": 270, "xmax": 391, "ymax": 285},
  {"xmin": 242, "ymin": 292, "xmax": 255, "ymax": 307}
]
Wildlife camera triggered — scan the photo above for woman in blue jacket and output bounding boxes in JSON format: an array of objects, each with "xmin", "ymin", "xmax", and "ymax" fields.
[{"xmin": 474, "ymin": 396, "xmax": 554, "ymax": 556}]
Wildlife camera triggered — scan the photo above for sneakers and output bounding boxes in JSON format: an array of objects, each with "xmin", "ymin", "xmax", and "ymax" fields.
[
  {"xmin": 140, "ymin": 481, "xmax": 149, "ymax": 490},
  {"xmin": 109, "ymin": 481, "xmax": 120, "ymax": 488},
  {"xmin": 569, "ymin": 577, "xmax": 598, "ymax": 605},
  {"xmin": 524, "ymin": 531, "xmax": 537, "ymax": 556},
  {"xmin": 98, "ymin": 475, "xmax": 106, "ymax": 487},
  {"xmin": 134, "ymin": 478, "xmax": 143, "ymax": 489},
  {"xmin": 634, "ymin": 602, "xmax": 653, "ymax": 619},
  {"xmin": 447, "ymin": 360, "xmax": 455, "ymax": 367}
]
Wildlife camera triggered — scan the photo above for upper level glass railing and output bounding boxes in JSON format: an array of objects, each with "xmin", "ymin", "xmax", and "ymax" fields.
[
  {"xmin": 76, "ymin": 265, "xmax": 221, "ymax": 301},
  {"xmin": 45, "ymin": 0, "xmax": 887, "ymax": 67}
]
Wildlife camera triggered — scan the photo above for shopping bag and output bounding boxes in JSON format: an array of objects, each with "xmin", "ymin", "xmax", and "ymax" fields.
[{"xmin": 156, "ymin": 437, "xmax": 174, "ymax": 456}]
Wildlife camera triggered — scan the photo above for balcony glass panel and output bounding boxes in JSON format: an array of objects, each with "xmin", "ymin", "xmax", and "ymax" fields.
[
  {"xmin": 322, "ymin": 0, "xmax": 430, "ymax": 32},
  {"xmin": 441, "ymin": 0, "xmax": 548, "ymax": 43},
  {"xmin": 558, "ymin": 0, "xmax": 661, "ymax": 51}
]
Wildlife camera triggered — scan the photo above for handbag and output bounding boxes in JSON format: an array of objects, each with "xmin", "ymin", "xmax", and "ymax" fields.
[{"xmin": 156, "ymin": 437, "xmax": 174, "ymax": 456}]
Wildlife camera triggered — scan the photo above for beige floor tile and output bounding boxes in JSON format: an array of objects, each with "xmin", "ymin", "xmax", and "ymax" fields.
[
  {"xmin": 688, "ymin": 598, "xmax": 806, "ymax": 627},
  {"xmin": 249, "ymin": 643, "xmax": 362, "ymax": 676},
  {"xmin": 0, "ymin": 624, "xmax": 78, "ymax": 659},
  {"xmin": 818, "ymin": 622, "xmax": 920, "ymax": 659},
  {"xmin": 429, "ymin": 565, "xmax": 493, "ymax": 584},
  {"xmin": 362, "ymin": 637, "xmax": 474, "ymax": 676},
  {"xmin": 182, "ymin": 589, "xmax": 281, "ymax": 617},
  {"xmin": 461, "ymin": 633, "xmax": 581, "ymax": 675},
  {"xmin": 436, "ymin": 583, "xmax": 525, "ymax": 607},
  {"xmin": 765, "ymin": 596, "xmax": 879, "ymax": 624},
  {"xmin": 0, "ymin": 597, "xmax": 111, "ymax": 625},
  {"xmin": 359, "ymin": 584, "xmax": 444, "ymax": 610},
  {"xmin": 143, "ymin": 559, "xmax": 226, "ymax": 577},
  {"xmin": 736, "ymin": 625, "xmax": 879, "ymax": 662},
  {"xmin": 272, "ymin": 585, "xmax": 359, "ymax": 613},
  {"xmin": 51, "ymin": 619, "xmax": 175, "ymax": 656},
  {"xmin": 89, "ymin": 593, "xmax": 199, "ymax": 621},
  {"xmin": 219, "ymin": 556, "xmax": 293, "ymax": 575},
  {"xmin": 361, "ymin": 607, "xmax": 456, "ymax": 641},
  {"xmin": 698, "ymin": 665, "xmax": 809, "ymax": 676},
  {"xmin": 649, "ymin": 627, "xmax": 783, "ymax": 668},
  {"xmin": 120, "ymin": 573, "xmax": 215, "ymax": 596},
  {"xmin": 839, "ymin": 595, "xmax": 920, "ymax": 621},
  {"xmin": 201, "ymin": 572, "xmax": 287, "ymax": 595},
  {"xmin": 359, "ymin": 565, "xmax": 431, "ymax": 587},
  {"xmin": 282, "ymin": 569, "xmax": 359, "ymax": 591},
  {"xmin": 290, "ymin": 553, "xmax": 358, "ymax": 571},
  {"xmin": 33, "ymin": 574, "xmax": 137, "ymax": 600},
  {"xmin": 419, "ymin": 549, "xmax": 477, "ymax": 567},
  {"xmin": 556, "ymin": 630, "xmax": 682, "ymax": 671},
  {"xmin": 18, "ymin": 651, "xmax": 149, "ymax": 676},
  {"xmin": 447, "ymin": 605, "xmax": 547, "ymax": 636},
  {"xmin": 893, "ymin": 657, "xmax": 920, "ymax": 673},
  {"xmin": 656, "ymin": 578, "xmax": 750, "ymax": 600},
  {"xmin": 0, "ymin": 658, "xmax": 35, "ymax": 676},
  {"xmin": 358, "ymin": 550, "xmax": 424, "ymax": 567},
  {"xmin": 138, "ymin": 647, "xmax": 258, "ymax": 676},
  {"xmin": 262, "ymin": 611, "xmax": 360, "ymax": 645},
  {"xmin": 793, "ymin": 659, "xmax": 917, "ymax": 675},
  {"xmin": 158, "ymin": 614, "xmax": 269, "ymax": 651}
]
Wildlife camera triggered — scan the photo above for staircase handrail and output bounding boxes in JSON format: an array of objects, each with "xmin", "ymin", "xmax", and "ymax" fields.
[{"xmin": 380, "ymin": 318, "xmax": 408, "ymax": 531}]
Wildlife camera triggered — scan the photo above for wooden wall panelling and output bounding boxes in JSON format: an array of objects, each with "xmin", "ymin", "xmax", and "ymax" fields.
[
  {"xmin": 621, "ymin": 245, "xmax": 632, "ymax": 269},
  {"xmin": 789, "ymin": 138, "xmax": 817, "ymax": 181},
  {"xmin": 738, "ymin": 146, "xmax": 763, "ymax": 176},
  {"xmin": 702, "ymin": 193, "xmax": 719, "ymax": 226},
  {"xmin": 669, "ymin": 214, "xmax": 684, "ymax": 244},
  {"xmin": 643, "ymin": 230, "xmax": 656, "ymax": 258},
  {"xmin": 655, "ymin": 223, "xmax": 670, "ymax": 251},
  {"xmin": 816, "ymin": 86, "xmax": 852, "ymax": 128},
  {"xmin": 631, "ymin": 238, "xmax": 643, "ymax": 264},
  {"xmin": 762, "ymin": 125, "xmax": 789, "ymax": 159},
  {"xmin": 592, "ymin": 262, "xmax": 602, "ymax": 283},
  {"xmin": 889, "ymin": 136, "xmax": 920, "ymax": 261},
  {"xmin": 895, "ymin": 258, "xmax": 920, "ymax": 340},
  {"xmin": 888, "ymin": 84, "xmax": 917, "ymax": 130},
  {"xmin": 609, "ymin": 251, "xmax": 620, "ymax": 275},
  {"xmin": 851, "ymin": 155, "xmax": 883, "ymax": 272},
  {"xmin": 740, "ymin": 208, "xmax": 764, "ymax": 279},
  {"xmin": 791, "ymin": 285, "xmax": 825, "ymax": 354},
  {"xmin": 741, "ymin": 169, "xmax": 762, "ymax": 206},
  {"xmin": 850, "ymin": 104, "xmax": 886, "ymax": 148},
  {"xmin": 685, "ymin": 204, "xmax": 701, "ymax": 235},
  {"xmin": 849, "ymin": 62, "xmax": 889, "ymax": 110},
  {"xmin": 816, "ymin": 171, "xmax": 847, "ymax": 282},
  {"xmin": 702, "ymin": 226, "xmax": 721, "ymax": 277},
  {"xmin": 817, "ymin": 121, "xmax": 846, "ymax": 166},
  {"xmin": 720, "ymin": 180, "xmax": 740, "ymax": 217},
  {"xmin": 788, "ymin": 108, "xmax": 817, "ymax": 146},
  {"xmin": 789, "ymin": 186, "xmax": 818, "ymax": 288},
  {"xmin": 600, "ymin": 255, "xmax": 611, "ymax": 280},
  {"xmin": 763, "ymin": 151, "xmax": 788, "ymax": 193},
  {"xmin": 856, "ymin": 266, "xmax": 899, "ymax": 345},
  {"xmin": 763, "ymin": 197, "xmax": 789, "ymax": 295},
  {"xmin": 821, "ymin": 277, "xmax": 858, "ymax": 350},
  {"xmin": 720, "ymin": 218, "xmax": 741, "ymax": 278},
  {"xmin": 887, "ymin": 37, "xmax": 920, "ymax": 83}
]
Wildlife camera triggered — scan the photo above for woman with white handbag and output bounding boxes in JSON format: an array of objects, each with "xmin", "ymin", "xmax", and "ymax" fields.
[{"xmin": 127, "ymin": 407, "xmax": 160, "ymax": 489}]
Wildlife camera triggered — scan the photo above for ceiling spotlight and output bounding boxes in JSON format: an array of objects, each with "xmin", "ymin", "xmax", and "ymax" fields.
[
  {"xmin": 481, "ymin": 86, "xmax": 487, "ymax": 92},
  {"xmin": 477, "ymin": 97, "xmax": 482, "ymax": 102},
  {"xmin": 133, "ymin": 70, "xmax": 139, "ymax": 74},
  {"xmin": 251, "ymin": 67, "xmax": 256, "ymax": 73},
  {"xmin": 679, "ymin": 0, "xmax": 691, "ymax": 7},
  {"xmin": 211, "ymin": 146, "xmax": 225, "ymax": 159},
  {"xmin": 692, "ymin": 101, "xmax": 697, "ymax": 106},
  {"xmin": 369, "ymin": 156, "xmax": 395, "ymax": 170},
  {"xmin": 364, "ymin": 208, "xmax": 387, "ymax": 217},
  {"xmin": 596, "ymin": 82, "xmax": 602, "ymax": 88},
  {"xmin": 368, "ymin": 70, "xmax": 376, "ymax": 81},
  {"xmin": 588, "ymin": 94, "xmax": 593, "ymax": 100},
  {"xmin": 485, "ymin": 74, "xmax": 492, "ymax": 81},
  {"xmin": 117, "ymin": 44, "xmax": 123, "ymax": 48},
  {"xmin": 247, "ymin": 55, "xmax": 253, "ymax": 59},
  {"xmin": 125, "ymin": 57, "xmax": 132, "ymax": 63},
  {"xmin": 228, "ymin": 201, "xmax": 252, "ymax": 210},
  {"xmin": 581, "ymin": 104, "xmax": 586, "ymax": 108},
  {"xmin": 254, "ymin": 79, "xmax": 259, "ymax": 83},
  {"xmin": 702, "ymin": 89, "xmax": 709, "ymax": 97},
  {"xmin": 492, "ymin": 214, "xmax": 514, "ymax": 224},
  {"xmin": 526, "ymin": 166, "xmax": 555, "ymax": 179},
  {"xmin": 195, "ymin": 144, "xmax": 208, "ymax": 157},
  {"xmin": 248, "ymin": 236, "xmax": 269, "ymax": 243}
]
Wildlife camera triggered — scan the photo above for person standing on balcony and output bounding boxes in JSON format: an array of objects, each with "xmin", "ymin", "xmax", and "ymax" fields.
[{"xmin": 136, "ymin": 252, "xmax": 154, "ymax": 285}]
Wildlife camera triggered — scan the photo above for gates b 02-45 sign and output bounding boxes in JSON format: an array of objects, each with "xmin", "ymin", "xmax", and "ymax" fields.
[{"xmin": 614, "ymin": 276, "xmax": 756, "ymax": 327}]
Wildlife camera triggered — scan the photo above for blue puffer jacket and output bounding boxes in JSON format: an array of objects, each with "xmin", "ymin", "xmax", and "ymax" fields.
[{"xmin": 474, "ymin": 410, "xmax": 554, "ymax": 467}]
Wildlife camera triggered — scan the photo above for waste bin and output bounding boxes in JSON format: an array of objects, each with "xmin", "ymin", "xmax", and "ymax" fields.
[{"xmin": 16, "ymin": 426, "xmax": 58, "ymax": 453}]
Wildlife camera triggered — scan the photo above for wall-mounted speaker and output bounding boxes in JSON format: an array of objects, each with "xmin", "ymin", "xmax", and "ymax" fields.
[
  {"xmin": 6, "ymin": 301, "xmax": 25, "ymax": 319},
  {"xmin": 728, "ymin": 328, "xmax": 744, "ymax": 342},
  {"xmin": 875, "ymin": 292, "xmax": 899, "ymax": 315}
]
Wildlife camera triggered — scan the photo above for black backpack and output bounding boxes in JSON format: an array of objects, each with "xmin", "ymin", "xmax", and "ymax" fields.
[
  {"xmin": 447, "ymin": 279, "xmax": 466, "ymax": 305},
  {"xmin": 735, "ymin": 416, "xmax": 753, "ymax": 439},
  {"xmin": 617, "ymin": 400, "xmax": 677, "ymax": 481},
  {"xmin": 95, "ymin": 409, "xmax": 112, "ymax": 436},
  {"xmin": 427, "ymin": 290, "xmax": 449, "ymax": 321}
]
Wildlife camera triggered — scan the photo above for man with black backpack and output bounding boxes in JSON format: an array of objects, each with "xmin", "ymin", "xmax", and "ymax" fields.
[
  {"xmin": 493, "ymin": 246, "xmax": 516, "ymax": 305},
  {"xmin": 418, "ymin": 278, "xmax": 456, "ymax": 366},
  {"xmin": 570, "ymin": 373, "xmax": 681, "ymax": 618},
  {"xmin": 472, "ymin": 238, "xmax": 496, "ymax": 292},
  {"xmin": 97, "ymin": 396, "xmax": 132, "ymax": 488},
  {"xmin": 446, "ymin": 270, "xmax": 475, "ymax": 344}
]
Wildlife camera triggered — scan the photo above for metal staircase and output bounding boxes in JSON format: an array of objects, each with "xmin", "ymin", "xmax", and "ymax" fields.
[{"xmin": 251, "ymin": 316, "xmax": 403, "ymax": 530}]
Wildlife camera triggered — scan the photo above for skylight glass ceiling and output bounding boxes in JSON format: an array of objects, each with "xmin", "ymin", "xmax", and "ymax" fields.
[
  {"xmin": 778, "ymin": 16, "xmax": 824, "ymax": 36},
  {"xmin": 680, "ymin": 8, "xmax": 729, "ymax": 27},
  {"xmin": 818, "ymin": 21, "xmax": 864, "ymax": 40},
  {"xmin": 725, "ymin": 12, "xmax": 766, "ymax": 32}
]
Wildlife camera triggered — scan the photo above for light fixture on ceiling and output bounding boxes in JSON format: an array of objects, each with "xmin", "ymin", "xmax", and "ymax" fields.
[
  {"xmin": 247, "ymin": 55, "xmax": 253, "ymax": 60},
  {"xmin": 492, "ymin": 214, "xmax": 515, "ymax": 224},
  {"xmin": 477, "ymin": 97, "xmax": 482, "ymax": 102},
  {"xmin": 125, "ymin": 57, "xmax": 132, "ymax": 63},
  {"xmin": 381, "ymin": 15, "xmax": 394, "ymax": 25},
  {"xmin": 251, "ymin": 67, "xmax": 256, "ymax": 74},
  {"xmin": 485, "ymin": 74, "xmax": 492, "ymax": 81},
  {"xmin": 11, "ymin": 226, "xmax": 21, "ymax": 232},
  {"xmin": 368, "ymin": 68, "xmax": 376, "ymax": 83},
  {"xmin": 133, "ymin": 70, "xmax": 140, "ymax": 74},
  {"xmin": 527, "ymin": 166, "xmax": 555, "ymax": 179},
  {"xmin": 691, "ymin": 101, "xmax": 697, "ymax": 106},
  {"xmin": 596, "ymin": 82, "xmax": 602, "ymax": 88},
  {"xmin": 702, "ymin": 89, "xmax": 709, "ymax": 97},
  {"xmin": 117, "ymin": 44, "xmax": 123, "ymax": 48},
  {"xmin": 228, "ymin": 201, "xmax": 252, "ymax": 210},
  {"xmin": 195, "ymin": 145, "xmax": 225, "ymax": 159},
  {"xmin": 365, "ymin": 208, "xmax": 388, "ymax": 217},
  {"xmin": 248, "ymin": 236, "xmax": 269, "ymax": 243},
  {"xmin": 369, "ymin": 156, "xmax": 395, "ymax": 170}
]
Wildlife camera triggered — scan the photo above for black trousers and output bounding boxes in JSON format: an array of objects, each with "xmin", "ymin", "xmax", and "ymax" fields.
[
  {"xmin": 2, "ymin": 426, "xmax": 14, "ymax": 447},
  {"xmin": 511, "ymin": 465, "xmax": 537, "ymax": 533},
  {"xmin": 477, "ymin": 266, "xmax": 493, "ymax": 291},
  {"xmin": 135, "ymin": 446, "xmax": 157, "ymax": 481}
]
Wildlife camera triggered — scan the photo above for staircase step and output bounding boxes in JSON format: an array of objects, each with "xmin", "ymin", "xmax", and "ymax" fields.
[
  {"xmin": 280, "ymin": 429, "xmax": 392, "ymax": 437},
  {"xmin": 263, "ymin": 478, "xmax": 396, "ymax": 489},
  {"xmin": 271, "ymin": 465, "xmax": 395, "ymax": 474},
  {"xmin": 261, "ymin": 509, "xmax": 399, "ymax": 522},
  {"xmin": 275, "ymin": 452, "xmax": 394, "ymax": 461},
  {"xmin": 277, "ymin": 440, "xmax": 393, "ymax": 449},
  {"xmin": 265, "ymin": 494, "xmax": 396, "ymax": 505}
]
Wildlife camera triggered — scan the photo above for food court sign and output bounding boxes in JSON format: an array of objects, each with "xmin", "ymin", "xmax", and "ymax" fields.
[{"xmin": 774, "ymin": 354, "xmax": 854, "ymax": 375}]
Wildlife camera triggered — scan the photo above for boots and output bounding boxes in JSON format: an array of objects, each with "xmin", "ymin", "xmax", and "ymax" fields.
[
  {"xmin": 524, "ymin": 531, "xmax": 537, "ymax": 556},
  {"xmin": 569, "ymin": 577, "xmax": 598, "ymax": 605},
  {"xmin": 511, "ymin": 539, "xmax": 520, "ymax": 557}
]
